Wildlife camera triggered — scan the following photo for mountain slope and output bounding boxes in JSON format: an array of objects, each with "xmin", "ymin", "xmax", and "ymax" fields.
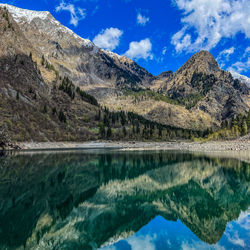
[
  {"xmin": 0, "ymin": 6, "xmax": 102, "ymax": 141},
  {"xmin": 0, "ymin": 3, "xmax": 153, "ymax": 92},
  {"xmin": 151, "ymin": 51, "xmax": 249, "ymax": 122},
  {"xmin": 0, "ymin": 4, "xmax": 249, "ymax": 134},
  {"xmin": 1, "ymin": 5, "xmax": 206, "ymax": 142}
]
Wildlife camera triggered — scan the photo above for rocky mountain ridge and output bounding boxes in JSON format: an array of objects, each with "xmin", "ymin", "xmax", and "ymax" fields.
[
  {"xmin": 0, "ymin": 4, "xmax": 249, "ymax": 134},
  {"xmin": 152, "ymin": 50, "xmax": 249, "ymax": 121},
  {"xmin": 0, "ymin": 4, "xmax": 153, "ymax": 90}
]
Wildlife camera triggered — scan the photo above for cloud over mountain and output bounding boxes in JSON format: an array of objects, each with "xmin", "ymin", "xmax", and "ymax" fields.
[
  {"xmin": 125, "ymin": 38, "xmax": 153, "ymax": 60},
  {"xmin": 93, "ymin": 27, "xmax": 123, "ymax": 51},
  {"xmin": 55, "ymin": 1, "xmax": 86, "ymax": 27}
]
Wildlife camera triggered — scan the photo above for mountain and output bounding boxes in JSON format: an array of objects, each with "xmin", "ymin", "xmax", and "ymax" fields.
[
  {"xmin": 0, "ymin": 4, "xmax": 249, "ymax": 141},
  {"xmin": 230, "ymin": 71, "xmax": 250, "ymax": 88},
  {"xmin": 0, "ymin": 3, "xmax": 153, "ymax": 91},
  {"xmin": 152, "ymin": 51, "xmax": 249, "ymax": 121},
  {"xmin": 100, "ymin": 51, "xmax": 249, "ymax": 129}
]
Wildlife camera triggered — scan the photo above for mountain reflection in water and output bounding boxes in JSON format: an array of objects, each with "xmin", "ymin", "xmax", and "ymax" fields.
[{"xmin": 0, "ymin": 150, "xmax": 249, "ymax": 250}]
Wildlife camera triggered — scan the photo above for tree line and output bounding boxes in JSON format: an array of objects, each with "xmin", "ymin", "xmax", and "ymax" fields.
[
  {"xmin": 59, "ymin": 76, "xmax": 99, "ymax": 106},
  {"xmin": 221, "ymin": 112, "xmax": 250, "ymax": 137},
  {"xmin": 95, "ymin": 107, "xmax": 208, "ymax": 140}
]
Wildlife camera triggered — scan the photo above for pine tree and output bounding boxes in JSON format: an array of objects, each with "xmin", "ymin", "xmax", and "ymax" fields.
[
  {"xmin": 52, "ymin": 107, "xmax": 57, "ymax": 115},
  {"xmin": 242, "ymin": 121, "xmax": 248, "ymax": 135},
  {"xmin": 58, "ymin": 110, "xmax": 66, "ymax": 123},
  {"xmin": 29, "ymin": 87, "xmax": 33, "ymax": 94},
  {"xmin": 150, "ymin": 127, "xmax": 154, "ymax": 137},
  {"xmin": 132, "ymin": 126, "xmax": 135, "ymax": 135},
  {"xmin": 158, "ymin": 127, "xmax": 162, "ymax": 138},
  {"xmin": 103, "ymin": 114, "xmax": 109, "ymax": 126},
  {"xmin": 43, "ymin": 105, "xmax": 47, "ymax": 113},
  {"xmin": 136, "ymin": 124, "xmax": 140, "ymax": 134},
  {"xmin": 41, "ymin": 55, "xmax": 45, "ymax": 66},
  {"xmin": 95, "ymin": 110, "xmax": 101, "ymax": 121},
  {"xmin": 123, "ymin": 126, "xmax": 127, "ymax": 137},
  {"xmin": 120, "ymin": 112, "xmax": 127, "ymax": 126},
  {"xmin": 142, "ymin": 126, "xmax": 146, "ymax": 139},
  {"xmin": 0, "ymin": 128, "xmax": 10, "ymax": 151},
  {"xmin": 247, "ymin": 111, "xmax": 250, "ymax": 128},
  {"xmin": 98, "ymin": 122, "xmax": 106, "ymax": 138},
  {"xmin": 107, "ymin": 126, "xmax": 112, "ymax": 138},
  {"xmin": 112, "ymin": 113, "xmax": 116, "ymax": 124}
]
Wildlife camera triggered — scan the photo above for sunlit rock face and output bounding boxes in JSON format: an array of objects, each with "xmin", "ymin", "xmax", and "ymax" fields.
[
  {"xmin": 0, "ymin": 151, "xmax": 249, "ymax": 249},
  {"xmin": 152, "ymin": 50, "xmax": 249, "ymax": 122}
]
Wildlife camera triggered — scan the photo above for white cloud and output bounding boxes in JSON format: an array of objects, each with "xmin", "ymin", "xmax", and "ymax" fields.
[
  {"xmin": 217, "ymin": 47, "xmax": 235, "ymax": 61},
  {"xmin": 126, "ymin": 234, "xmax": 156, "ymax": 250},
  {"xmin": 55, "ymin": 1, "xmax": 86, "ymax": 27},
  {"xmin": 101, "ymin": 234, "xmax": 156, "ymax": 250},
  {"xmin": 125, "ymin": 38, "xmax": 153, "ymax": 60},
  {"xmin": 228, "ymin": 46, "xmax": 250, "ymax": 74},
  {"xmin": 172, "ymin": 28, "xmax": 191, "ymax": 53},
  {"xmin": 162, "ymin": 47, "xmax": 167, "ymax": 55},
  {"xmin": 181, "ymin": 240, "xmax": 225, "ymax": 250},
  {"xmin": 225, "ymin": 230, "xmax": 245, "ymax": 248},
  {"xmin": 137, "ymin": 13, "xmax": 150, "ymax": 26},
  {"xmin": 171, "ymin": 0, "xmax": 250, "ymax": 53},
  {"xmin": 236, "ymin": 210, "xmax": 250, "ymax": 230},
  {"xmin": 216, "ymin": 47, "xmax": 235, "ymax": 67},
  {"xmin": 228, "ymin": 58, "xmax": 250, "ymax": 73},
  {"xmin": 93, "ymin": 27, "xmax": 123, "ymax": 51},
  {"xmin": 243, "ymin": 46, "xmax": 250, "ymax": 57}
]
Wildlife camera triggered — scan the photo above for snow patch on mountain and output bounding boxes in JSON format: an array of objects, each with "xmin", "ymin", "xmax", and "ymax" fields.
[
  {"xmin": 0, "ymin": 3, "xmax": 49, "ymax": 23},
  {"xmin": 230, "ymin": 71, "xmax": 250, "ymax": 88},
  {"xmin": 0, "ymin": 3, "xmax": 93, "ymax": 48},
  {"xmin": 0, "ymin": 4, "xmax": 145, "ymax": 68}
]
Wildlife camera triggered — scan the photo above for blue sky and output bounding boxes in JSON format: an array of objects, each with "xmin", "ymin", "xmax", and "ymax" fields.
[{"xmin": 1, "ymin": 0, "xmax": 250, "ymax": 77}]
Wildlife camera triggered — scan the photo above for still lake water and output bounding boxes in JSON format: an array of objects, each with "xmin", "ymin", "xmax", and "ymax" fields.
[{"xmin": 0, "ymin": 150, "xmax": 249, "ymax": 250}]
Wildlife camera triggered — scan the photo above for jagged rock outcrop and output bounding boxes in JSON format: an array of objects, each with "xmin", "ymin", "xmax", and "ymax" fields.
[{"xmin": 152, "ymin": 51, "xmax": 249, "ymax": 121}]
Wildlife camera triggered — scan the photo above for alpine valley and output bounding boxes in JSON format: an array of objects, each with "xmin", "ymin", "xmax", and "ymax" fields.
[{"xmin": 0, "ymin": 4, "xmax": 249, "ymax": 143}]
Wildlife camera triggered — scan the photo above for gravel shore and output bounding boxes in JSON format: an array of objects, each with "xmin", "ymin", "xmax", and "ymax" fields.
[
  {"xmin": 18, "ymin": 136, "xmax": 250, "ymax": 151},
  {"xmin": 16, "ymin": 136, "xmax": 250, "ymax": 161}
]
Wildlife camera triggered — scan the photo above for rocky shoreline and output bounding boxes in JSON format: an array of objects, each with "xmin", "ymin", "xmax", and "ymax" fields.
[
  {"xmin": 17, "ymin": 136, "xmax": 249, "ymax": 151},
  {"xmin": 15, "ymin": 137, "xmax": 249, "ymax": 159}
]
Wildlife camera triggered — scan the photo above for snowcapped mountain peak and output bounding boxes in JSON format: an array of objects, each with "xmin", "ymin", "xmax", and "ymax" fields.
[
  {"xmin": 0, "ymin": 3, "xmax": 94, "ymax": 48},
  {"xmin": 0, "ymin": 4, "xmax": 142, "ymax": 68},
  {"xmin": 0, "ymin": 3, "xmax": 50, "ymax": 23}
]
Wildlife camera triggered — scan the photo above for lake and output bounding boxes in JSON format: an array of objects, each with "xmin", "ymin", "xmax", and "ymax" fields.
[{"xmin": 0, "ymin": 150, "xmax": 249, "ymax": 250}]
